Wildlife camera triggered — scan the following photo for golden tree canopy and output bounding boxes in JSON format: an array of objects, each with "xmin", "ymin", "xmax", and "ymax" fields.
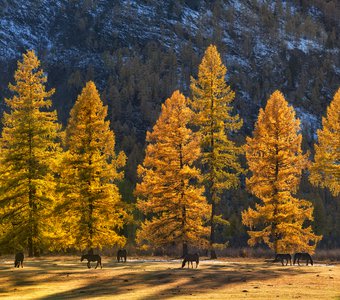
[
  {"xmin": 190, "ymin": 44, "xmax": 244, "ymax": 257},
  {"xmin": 242, "ymin": 91, "xmax": 322, "ymax": 253},
  {"xmin": 190, "ymin": 44, "xmax": 243, "ymax": 195},
  {"xmin": 310, "ymin": 88, "xmax": 340, "ymax": 196},
  {"xmin": 0, "ymin": 50, "xmax": 61, "ymax": 256},
  {"xmin": 57, "ymin": 81, "xmax": 127, "ymax": 251},
  {"xmin": 136, "ymin": 90, "xmax": 210, "ymax": 254}
]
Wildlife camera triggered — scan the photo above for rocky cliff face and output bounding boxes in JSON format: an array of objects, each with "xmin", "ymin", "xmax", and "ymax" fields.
[
  {"xmin": 0, "ymin": 1, "xmax": 339, "ymax": 150},
  {"xmin": 1, "ymin": 1, "xmax": 339, "ymax": 124}
]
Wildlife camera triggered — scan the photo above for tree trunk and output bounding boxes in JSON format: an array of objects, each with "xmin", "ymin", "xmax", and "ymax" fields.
[
  {"xmin": 210, "ymin": 200, "xmax": 217, "ymax": 259},
  {"xmin": 272, "ymin": 133, "xmax": 279, "ymax": 254},
  {"xmin": 182, "ymin": 243, "xmax": 188, "ymax": 258},
  {"xmin": 28, "ymin": 235, "xmax": 33, "ymax": 257}
]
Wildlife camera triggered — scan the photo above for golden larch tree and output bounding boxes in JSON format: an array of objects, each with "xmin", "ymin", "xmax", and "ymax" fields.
[
  {"xmin": 136, "ymin": 90, "xmax": 210, "ymax": 257},
  {"xmin": 310, "ymin": 88, "xmax": 340, "ymax": 196},
  {"xmin": 0, "ymin": 50, "xmax": 61, "ymax": 256},
  {"xmin": 190, "ymin": 44, "xmax": 243, "ymax": 258},
  {"xmin": 57, "ymin": 81, "xmax": 126, "ymax": 251},
  {"xmin": 242, "ymin": 91, "xmax": 322, "ymax": 253}
]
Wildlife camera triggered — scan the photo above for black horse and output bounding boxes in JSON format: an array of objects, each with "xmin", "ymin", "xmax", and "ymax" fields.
[
  {"xmin": 293, "ymin": 253, "xmax": 313, "ymax": 266},
  {"xmin": 273, "ymin": 254, "xmax": 292, "ymax": 266},
  {"xmin": 181, "ymin": 253, "xmax": 199, "ymax": 268},
  {"xmin": 117, "ymin": 249, "xmax": 127, "ymax": 262},
  {"xmin": 80, "ymin": 254, "xmax": 102, "ymax": 269},
  {"xmin": 14, "ymin": 252, "xmax": 24, "ymax": 268}
]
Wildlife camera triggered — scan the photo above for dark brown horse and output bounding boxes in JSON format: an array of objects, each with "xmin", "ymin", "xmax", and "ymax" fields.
[
  {"xmin": 181, "ymin": 253, "xmax": 199, "ymax": 268},
  {"xmin": 80, "ymin": 254, "xmax": 102, "ymax": 269},
  {"xmin": 117, "ymin": 249, "xmax": 127, "ymax": 262},
  {"xmin": 14, "ymin": 252, "xmax": 24, "ymax": 268},
  {"xmin": 293, "ymin": 253, "xmax": 313, "ymax": 266},
  {"xmin": 273, "ymin": 254, "xmax": 292, "ymax": 266}
]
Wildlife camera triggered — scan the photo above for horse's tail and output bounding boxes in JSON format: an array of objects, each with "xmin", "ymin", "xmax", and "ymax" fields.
[
  {"xmin": 196, "ymin": 253, "xmax": 199, "ymax": 266},
  {"xmin": 309, "ymin": 254, "xmax": 313, "ymax": 265}
]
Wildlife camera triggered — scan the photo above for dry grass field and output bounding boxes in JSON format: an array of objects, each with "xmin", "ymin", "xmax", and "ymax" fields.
[{"xmin": 0, "ymin": 256, "xmax": 339, "ymax": 299}]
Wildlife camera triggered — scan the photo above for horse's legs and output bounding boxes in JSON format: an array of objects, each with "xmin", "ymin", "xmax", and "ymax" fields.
[{"xmin": 87, "ymin": 261, "xmax": 91, "ymax": 269}]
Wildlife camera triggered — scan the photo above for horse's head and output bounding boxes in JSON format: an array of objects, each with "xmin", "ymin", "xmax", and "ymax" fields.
[{"xmin": 80, "ymin": 255, "xmax": 86, "ymax": 262}]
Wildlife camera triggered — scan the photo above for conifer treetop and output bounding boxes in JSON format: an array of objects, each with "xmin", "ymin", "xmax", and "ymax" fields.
[
  {"xmin": 0, "ymin": 50, "xmax": 60, "ymax": 255},
  {"xmin": 136, "ymin": 90, "xmax": 210, "ymax": 254},
  {"xmin": 7, "ymin": 50, "xmax": 54, "ymax": 109},
  {"xmin": 58, "ymin": 80, "xmax": 126, "ymax": 251},
  {"xmin": 243, "ymin": 90, "xmax": 321, "ymax": 253},
  {"xmin": 310, "ymin": 88, "xmax": 340, "ymax": 196}
]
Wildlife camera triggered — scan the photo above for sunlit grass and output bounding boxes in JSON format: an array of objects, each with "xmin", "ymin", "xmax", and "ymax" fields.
[{"xmin": 0, "ymin": 256, "xmax": 338, "ymax": 299}]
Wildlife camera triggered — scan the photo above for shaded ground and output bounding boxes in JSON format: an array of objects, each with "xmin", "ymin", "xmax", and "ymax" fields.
[{"xmin": 0, "ymin": 256, "xmax": 339, "ymax": 299}]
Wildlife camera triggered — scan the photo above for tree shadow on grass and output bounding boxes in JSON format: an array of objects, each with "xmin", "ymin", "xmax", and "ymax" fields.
[{"xmin": 21, "ymin": 260, "xmax": 316, "ymax": 300}]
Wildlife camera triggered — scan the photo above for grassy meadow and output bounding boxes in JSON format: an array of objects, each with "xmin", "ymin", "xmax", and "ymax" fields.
[{"xmin": 0, "ymin": 256, "xmax": 339, "ymax": 300}]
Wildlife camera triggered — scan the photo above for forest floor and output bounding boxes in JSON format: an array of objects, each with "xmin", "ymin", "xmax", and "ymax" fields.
[{"xmin": 0, "ymin": 256, "xmax": 339, "ymax": 299}]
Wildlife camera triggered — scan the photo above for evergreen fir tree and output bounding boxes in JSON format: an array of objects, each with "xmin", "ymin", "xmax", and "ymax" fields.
[{"xmin": 190, "ymin": 45, "xmax": 243, "ymax": 258}]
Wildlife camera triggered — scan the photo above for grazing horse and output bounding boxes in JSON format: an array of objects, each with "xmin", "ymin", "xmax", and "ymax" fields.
[
  {"xmin": 273, "ymin": 254, "xmax": 292, "ymax": 266},
  {"xmin": 80, "ymin": 254, "xmax": 102, "ymax": 269},
  {"xmin": 14, "ymin": 252, "xmax": 24, "ymax": 268},
  {"xmin": 117, "ymin": 249, "xmax": 127, "ymax": 262},
  {"xmin": 181, "ymin": 253, "xmax": 199, "ymax": 268},
  {"xmin": 293, "ymin": 253, "xmax": 313, "ymax": 266}
]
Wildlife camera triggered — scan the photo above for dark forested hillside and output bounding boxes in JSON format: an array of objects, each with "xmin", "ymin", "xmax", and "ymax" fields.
[{"xmin": 0, "ymin": 0, "xmax": 339, "ymax": 248}]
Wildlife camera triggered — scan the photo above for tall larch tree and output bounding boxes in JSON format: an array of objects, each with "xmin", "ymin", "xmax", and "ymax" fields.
[
  {"xmin": 190, "ymin": 45, "xmax": 243, "ymax": 258},
  {"xmin": 136, "ymin": 90, "xmax": 210, "ymax": 257},
  {"xmin": 57, "ymin": 81, "xmax": 126, "ymax": 252},
  {"xmin": 0, "ymin": 50, "xmax": 61, "ymax": 256},
  {"xmin": 310, "ymin": 88, "xmax": 340, "ymax": 196},
  {"xmin": 242, "ymin": 91, "xmax": 322, "ymax": 253}
]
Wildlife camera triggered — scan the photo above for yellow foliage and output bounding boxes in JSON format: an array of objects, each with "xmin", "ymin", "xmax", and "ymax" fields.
[
  {"xmin": 136, "ymin": 91, "xmax": 210, "ymax": 253},
  {"xmin": 242, "ymin": 91, "xmax": 322, "ymax": 253},
  {"xmin": 190, "ymin": 45, "xmax": 244, "ymax": 251},
  {"xmin": 0, "ymin": 50, "xmax": 61, "ymax": 255},
  {"xmin": 190, "ymin": 45, "xmax": 244, "ymax": 198},
  {"xmin": 57, "ymin": 81, "xmax": 127, "ymax": 251},
  {"xmin": 310, "ymin": 88, "xmax": 340, "ymax": 196}
]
